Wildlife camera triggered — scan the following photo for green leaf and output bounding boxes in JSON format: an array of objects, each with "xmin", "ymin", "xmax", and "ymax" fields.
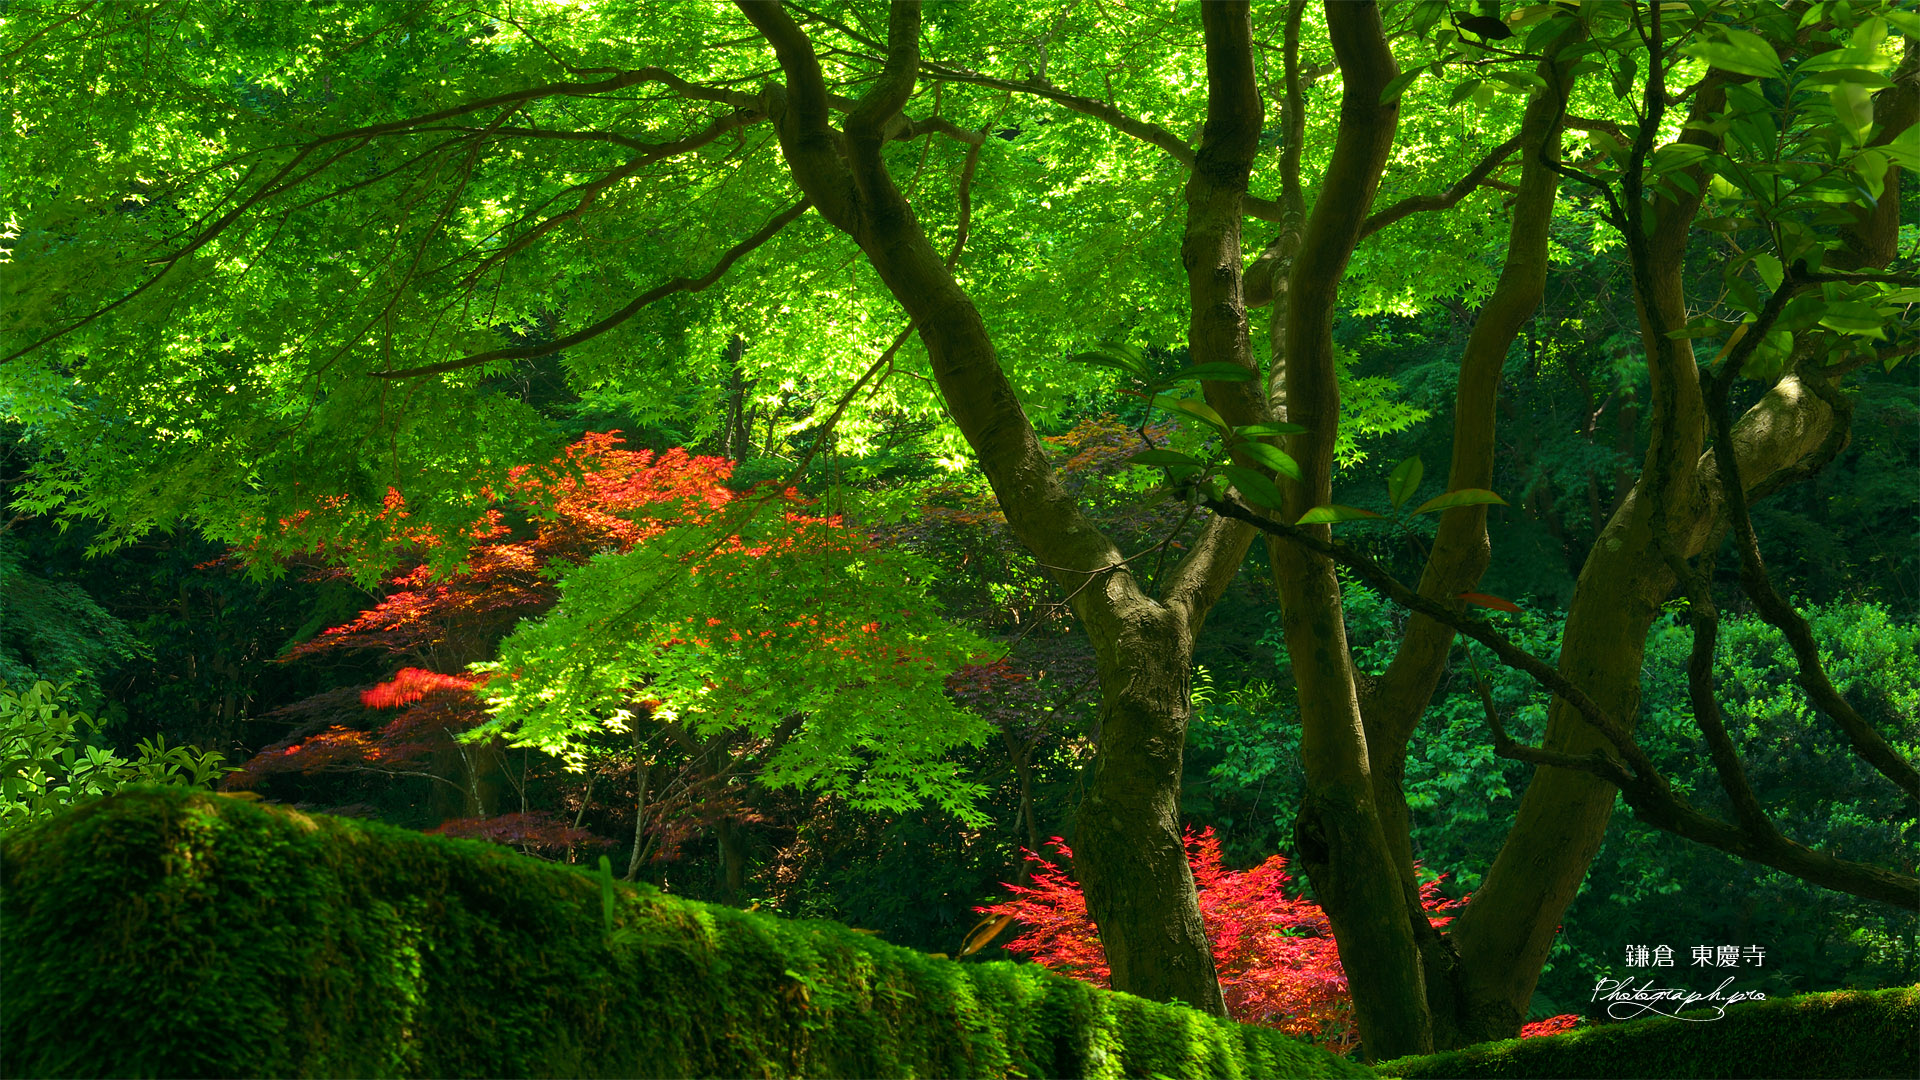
[
  {"xmin": 1829, "ymin": 82, "xmax": 1874, "ymax": 148},
  {"xmin": 1816, "ymin": 302, "xmax": 1886, "ymax": 334},
  {"xmin": 1295, "ymin": 505, "xmax": 1383, "ymax": 525},
  {"xmin": 1650, "ymin": 143, "xmax": 1710, "ymax": 174},
  {"xmin": 1611, "ymin": 54, "xmax": 1637, "ymax": 100},
  {"xmin": 1447, "ymin": 79, "xmax": 1484, "ymax": 107},
  {"xmin": 1751, "ymin": 253, "xmax": 1784, "ymax": 293},
  {"xmin": 1150, "ymin": 394, "xmax": 1230, "ymax": 432},
  {"xmin": 1379, "ymin": 68, "xmax": 1424, "ymax": 105},
  {"xmin": 1168, "ymin": 362, "xmax": 1256, "ymax": 383},
  {"xmin": 1387, "ymin": 456, "xmax": 1424, "ymax": 510},
  {"xmin": 1067, "ymin": 351, "xmax": 1148, "ymax": 378},
  {"xmin": 1221, "ymin": 465, "xmax": 1286, "ymax": 512},
  {"xmin": 1128, "ymin": 448, "xmax": 1204, "ymax": 468},
  {"xmin": 1236, "ymin": 441, "xmax": 1302, "ymax": 483},
  {"xmin": 1490, "ymin": 70, "xmax": 1547, "ymax": 94},
  {"xmin": 1681, "ymin": 29, "xmax": 1784, "ymax": 81},
  {"xmin": 1231, "ymin": 422, "xmax": 1307, "ymax": 437},
  {"xmin": 1410, "ymin": 488, "xmax": 1509, "ymax": 515}
]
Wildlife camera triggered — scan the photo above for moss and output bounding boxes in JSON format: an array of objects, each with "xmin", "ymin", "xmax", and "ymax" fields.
[
  {"xmin": 1374, "ymin": 984, "xmax": 1919, "ymax": 1079},
  {"xmin": 0, "ymin": 788, "xmax": 1373, "ymax": 1079}
]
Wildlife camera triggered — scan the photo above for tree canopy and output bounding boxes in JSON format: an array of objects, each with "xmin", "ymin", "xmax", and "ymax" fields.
[{"xmin": 3, "ymin": 0, "xmax": 1916, "ymax": 1063}]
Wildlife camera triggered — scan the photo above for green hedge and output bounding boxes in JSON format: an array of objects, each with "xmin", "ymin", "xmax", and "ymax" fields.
[
  {"xmin": 0, "ymin": 788, "xmax": 1370, "ymax": 1079},
  {"xmin": 1375, "ymin": 984, "xmax": 1918, "ymax": 1079}
]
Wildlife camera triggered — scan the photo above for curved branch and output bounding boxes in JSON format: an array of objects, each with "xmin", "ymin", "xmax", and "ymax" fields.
[
  {"xmin": 1204, "ymin": 494, "xmax": 1919, "ymax": 911},
  {"xmin": 369, "ymin": 198, "xmax": 812, "ymax": 380},
  {"xmin": 1357, "ymin": 134, "xmax": 1522, "ymax": 240},
  {"xmin": 3, "ymin": 67, "xmax": 758, "ymax": 367},
  {"xmin": 915, "ymin": 60, "xmax": 1288, "ymax": 222},
  {"xmin": 459, "ymin": 109, "xmax": 765, "ymax": 286}
]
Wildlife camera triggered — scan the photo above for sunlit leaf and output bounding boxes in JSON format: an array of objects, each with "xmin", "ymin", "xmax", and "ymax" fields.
[
  {"xmin": 1231, "ymin": 422, "xmax": 1308, "ymax": 437},
  {"xmin": 962, "ymin": 912, "xmax": 1017, "ymax": 956},
  {"xmin": 1237, "ymin": 442, "xmax": 1302, "ymax": 483},
  {"xmin": 1387, "ymin": 456, "xmax": 1424, "ymax": 511},
  {"xmin": 1221, "ymin": 465, "xmax": 1286, "ymax": 511},
  {"xmin": 1410, "ymin": 488, "xmax": 1508, "ymax": 515},
  {"xmin": 1151, "ymin": 394, "xmax": 1230, "ymax": 432},
  {"xmin": 1681, "ymin": 28, "xmax": 1784, "ymax": 80},
  {"xmin": 1296, "ymin": 505, "xmax": 1383, "ymax": 525},
  {"xmin": 1457, "ymin": 591, "xmax": 1521, "ymax": 613}
]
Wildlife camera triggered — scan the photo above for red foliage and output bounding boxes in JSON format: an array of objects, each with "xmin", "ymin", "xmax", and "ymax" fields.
[
  {"xmin": 223, "ymin": 670, "xmax": 487, "ymax": 789},
  {"xmin": 285, "ymin": 436, "xmax": 738, "ymax": 665},
  {"xmin": 429, "ymin": 812, "xmax": 615, "ymax": 852},
  {"xmin": 976, "ymin": 827, "xmax": 1463, "ymax": 1055},
  {"xmin": 360, "ymin": 667, "xmax": 483, "ymax": 709},
  {"xmin": 1519, "ymin": 1014, "xmax": 1584, "ymax": 1039}
]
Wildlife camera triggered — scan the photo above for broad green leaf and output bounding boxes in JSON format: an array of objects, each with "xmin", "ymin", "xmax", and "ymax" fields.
[
  {"xmin": 1817, "ymin": 302, "xmax": 1886, "ymax": 333},
  {"xmin": 1296, "ymin": 505, "xmax": 1383, "ymax": 526},
  {"xmin": 1221, "ymin": 465, "xmax": 1286, "ymax": 512},
  {"xmin": 1750, "ymin": 253, "xmax": 1784, "ymax": 293},
  {"xmin": 1829, "ymin": 83, "xmax": 1874, "ymax": 148},
  {"xmin": 1387, "ymin": 456, "xmax": 1424, "ymax": 510},
  {"xmin": 1447, "ymin": 79, "xmax": 1484, "ymax": 107},
  {"xmin": 1151, "ymin": 394, "xmax": 1230, "ymax": 432},
  {"xmin": 1168, "ymin": 362, "xmax": 1257, "ymax": 383},
  {"xmin": 1231, "ymin": 422, "xmax": 1308, "ymax": 437},
  {"xmin": 1650, "ymin": 143, "xmax": 1710, "ymax": 174},
  {"xmin": 1681, "ymin": 29, "xmax": 1784, "ymax": 81},
  {"xmin": 1129, "ymin": 448, "xmax": 1204, "ymax": 468},
  {"xmin": 1410, "ymin": 488, "xmax": 1509, "ymax": 515},
  {"xmin": 1237, "ymin": 442, "xmax": 1303, "ymax": 483},
  {"xmin": 1611, "ymin": 54, "xmax": 1637, "ymax": 101},
  {"xmin": 1067, "ymin": 351, "xmax": 1148, "ymax": 378},
  {"xmin": 1379, "ymin": 68, "xmax": 1424, "ymax": 105},
  {"xmin": 1850, "ymin": 148, "xmax": 1891, "ymax": 201}
]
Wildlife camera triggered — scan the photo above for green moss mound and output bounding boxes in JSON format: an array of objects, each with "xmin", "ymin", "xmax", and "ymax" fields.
[
  {"xmin": 0, "ymin": 788, "xmax": 1371, "ymax": 1079},
  {"xmin": 1375, "ymin": 984, "xmax": 1918, "ymax": 1079}
]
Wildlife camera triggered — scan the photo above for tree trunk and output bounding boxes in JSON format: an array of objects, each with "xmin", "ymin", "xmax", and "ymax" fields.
[
  {"xmin": 1074, "ymin": 605, "xmax": 1223, "ymax": 1013},
  {"xmin": 1271, "ymin": 1, "xmax": 1430, "ymax": 1061}
]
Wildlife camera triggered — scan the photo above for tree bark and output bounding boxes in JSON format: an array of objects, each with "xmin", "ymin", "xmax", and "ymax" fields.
[
  {"xmin": 1349, "ymin": 44, "xmax": 1579, "ymax": 1048},
  {"xmin": 1270, "ymin": 1, "xmax": 1430, "ymax": 1062},
  {"xmin": 737, "ymin": 0, "xmax": 1269, "ymax": 1015}
]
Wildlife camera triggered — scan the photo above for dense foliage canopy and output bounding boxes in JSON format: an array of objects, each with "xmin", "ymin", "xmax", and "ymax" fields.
[{"xmin": 2, "ymin": 0, "xmax": 1915, "ymax": 1065}]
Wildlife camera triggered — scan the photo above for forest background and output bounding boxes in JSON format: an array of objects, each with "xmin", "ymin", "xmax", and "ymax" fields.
[{"xmin": 1, "ymin": 0, "xmax": 1916, "ymax": 1064}]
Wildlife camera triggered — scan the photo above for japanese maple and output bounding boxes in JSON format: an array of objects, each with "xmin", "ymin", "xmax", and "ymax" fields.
[
  {"xmin": 977, "ymin": 827, "xmax": 1462, "ymax": 1054},
  {"xmin": 232, "ymin": 431, "xmax": 990, "ymax": 852}
]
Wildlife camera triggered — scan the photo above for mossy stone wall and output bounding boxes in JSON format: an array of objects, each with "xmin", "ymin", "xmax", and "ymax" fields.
[
  {"xmin": 1375, "ymin": 984, "xmax": 1918, "ymax": 1079},
  {"xmin": 0, "ymin": 788, "xmax": 1372, "ymax": 1079}
]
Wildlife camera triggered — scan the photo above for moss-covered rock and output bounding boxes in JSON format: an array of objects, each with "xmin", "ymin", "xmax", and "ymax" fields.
[
  {"xmin": 1374, "ymin": 984, "xmax": 1918, "ymax": 1079},
  {"xmin": 0, "ymin": 788, "xmax": 1373, "ymax": 1079}
]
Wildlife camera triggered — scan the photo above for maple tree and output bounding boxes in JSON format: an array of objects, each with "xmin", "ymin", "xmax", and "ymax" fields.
[
  {"xmin": 976, "ymin": 826, "xmax": 1469, "ymax": 1055},
  {"xmin": 6, "ymin": 0, "xmax": 1914, "ymax": 1058},
  {"xmin": 224, "ymin": 433, "xmax": 990, "ymax": 879}
]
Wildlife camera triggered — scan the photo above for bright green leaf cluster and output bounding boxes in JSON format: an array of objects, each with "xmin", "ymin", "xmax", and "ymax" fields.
[{"xmin": 469, "ymin": 517, "xmax": 995, "ymax": 825}]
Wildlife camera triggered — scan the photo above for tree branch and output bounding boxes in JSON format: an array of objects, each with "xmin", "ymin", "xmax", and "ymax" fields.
[
  {"xmin": 1205, "ymin": 494, "xmax": 1919, "ymax": 911},
  {"xmin": 369, "ymin": 198, "xmax": 812, "ymax": 380},
  {"xmin": 915, "ymin": 60, "xmax": 1289, "ymax": 223},
  {"xmin": 1357, "ymin": 134, "xmax": 1522, "ymax": 240}
]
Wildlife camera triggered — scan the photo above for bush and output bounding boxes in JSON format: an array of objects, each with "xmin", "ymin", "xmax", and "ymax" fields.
[{"xmin": 0, "ymin": 680, "xmax": 231, "ymax": 834}]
